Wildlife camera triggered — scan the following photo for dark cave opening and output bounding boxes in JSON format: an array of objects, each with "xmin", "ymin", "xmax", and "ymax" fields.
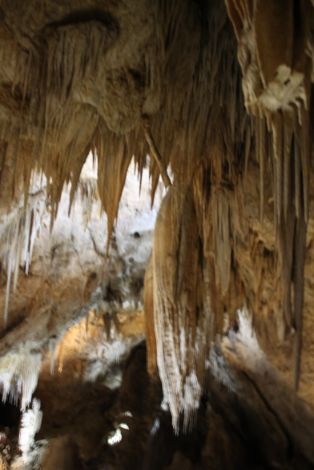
[{"xmin": 0, "ymin": 400, "xmax": 21, "ymax": 428}]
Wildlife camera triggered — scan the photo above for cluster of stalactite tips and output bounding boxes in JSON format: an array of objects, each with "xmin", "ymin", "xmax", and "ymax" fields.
[{"xmin": 0, "ymin": 0, "xmax": 313, "ymax": 432}]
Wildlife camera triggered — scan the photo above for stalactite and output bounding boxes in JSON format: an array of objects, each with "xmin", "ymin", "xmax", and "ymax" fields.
[
  {"xmin": 0, "ymin": 191, "xmax": 46, "ymax": 324},
  {"xmin": 142, "ymin": 117, "xmax": 172, "ymax": 189},
  {"xmin": 226, "ymin": 0, "xmax": 313, "ymax": 388},
  {"xmin": 152, "ymin": 187, "xmax": 208, "ymax": 432},
  {"xmin": 268, "ymin": 76, "xmax": 310, "ymax": 391},
  {"xmin": 256, "ymin": 116, "xmax": 266, "ymax": 220},
  {"xmin": 0, "ymin": 0, "xmax": 311, "ymax": 431},
  {"xmin": 94, "ymin": 125, "xmax": 133, "ymax": 249},
  {"xmin": 0, "ymin": 164, "xmax": 102, "ymax": 323},
  {"xmin": 0, "ymin": 351, "xmax": 42, "ymax": 411},
  {"xmin": 212, "ymin": 188, "xmax": 232, "ymax": 296},
  {"xmin": 144, "ymin": 257, "xmax": 157, "ymax": 376}
]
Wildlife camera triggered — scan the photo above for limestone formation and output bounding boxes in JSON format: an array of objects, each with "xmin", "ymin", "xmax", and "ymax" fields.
[{"xmin": 0, "ymin": 0, "xmax": 313, "ymax": 468}]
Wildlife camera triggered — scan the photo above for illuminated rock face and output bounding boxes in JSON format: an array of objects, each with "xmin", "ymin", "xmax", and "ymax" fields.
[
  {"xmin": 0, "ymin": 158, "xmax": 160, "ymax": 413},
  {"xmin": 0, "ymin": 159, "xmax": 163, "ymax": 467}
]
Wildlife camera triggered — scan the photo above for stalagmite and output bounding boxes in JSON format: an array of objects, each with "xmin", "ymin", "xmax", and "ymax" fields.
[{"xmin": 18, "ymin": 399, "xmax": 43, "ymax": 459}]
